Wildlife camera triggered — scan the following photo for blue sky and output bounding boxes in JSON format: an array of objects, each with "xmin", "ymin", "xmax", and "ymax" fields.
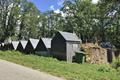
[
  {"xmin": 28, "ymin": 0, "xmax": 64, "ymax": 12},
  {"xmin": 28, "ymin": 0, "xmax": 99, "ymax": 12}
]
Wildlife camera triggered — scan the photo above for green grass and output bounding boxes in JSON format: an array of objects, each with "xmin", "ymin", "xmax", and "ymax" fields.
[{"xmin": 0, "ymin": 51, "xmax": 120, "ymax": 80}]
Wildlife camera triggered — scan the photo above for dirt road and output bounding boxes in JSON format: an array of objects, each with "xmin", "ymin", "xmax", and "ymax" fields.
[{"xmin": 0, "ymin": 59, "xmax": 65, "ymax": 80}]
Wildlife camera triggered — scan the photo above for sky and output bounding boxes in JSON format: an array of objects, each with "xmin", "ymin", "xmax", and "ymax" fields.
[
  {"xmin": 28, "ymin": 0, "xmax": 99, "ymax": 12},
  {"xmin": 28, "ymin": 0, "xmax": 64, "ymax": 12},
  {"xmin": 92, "ymin": 0, "xmax": 99, "ymax": 4}
]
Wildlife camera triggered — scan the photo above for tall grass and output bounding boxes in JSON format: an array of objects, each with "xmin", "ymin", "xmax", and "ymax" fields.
[
  {"xmin": 0, "ymin": 50, "xmax": 120, "ymax": 80},
  {"xmin": 112, "ymin": 57, "xmax": 120, "ymax": 70}
]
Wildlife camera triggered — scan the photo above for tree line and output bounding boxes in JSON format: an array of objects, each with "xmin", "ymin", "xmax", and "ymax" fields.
[{"xmin": 0, "ymin": 0, "xmax": 120, "ymax": 49}]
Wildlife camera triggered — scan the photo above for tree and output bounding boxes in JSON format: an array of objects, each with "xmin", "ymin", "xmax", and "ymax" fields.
[
  {"xmin": 0, "ymin": 0, "xmax": 21, "ymax": 42},
  {"xmin": 93, "ymin": 0, "xmax": 120, "ymax": 48},
  {"xmin": 18, "ymin": 1, "xmax": 41, "ymax": 40},
  {"xmin": 61, "ymin": 0, "xmax": 98, "ymax": 42}
]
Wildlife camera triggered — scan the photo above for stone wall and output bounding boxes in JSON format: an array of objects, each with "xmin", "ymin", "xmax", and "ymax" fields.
[{"xmin": 82, "ymin": 43, "xmax": 108, "ymax": 64}]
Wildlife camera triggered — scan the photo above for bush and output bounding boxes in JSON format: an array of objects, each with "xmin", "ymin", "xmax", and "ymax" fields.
[
  {"xmin": 117, "ymin": 67, "xmax": 120, "ymax": 72},
  {"xmin": 112, "ymin": 58, "xmax": 120, "ymax": 69},
  {"xmin": 98, "ymin": 65, "xmax": 114, "ymax": 72}
]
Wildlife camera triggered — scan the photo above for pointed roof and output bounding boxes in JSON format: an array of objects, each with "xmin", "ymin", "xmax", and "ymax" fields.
[
  {"xmin": 1, "ymin": 43, "xmax": 5, "ymax": 46},
  {"xmin": 19, "ymin": 40, "xmax": 28, "ymax": 49},
  {"xmin": 100, "ymin": 42, "xmax": 113, "ymax": 48},
  {"xmin": 29, "ymin": 38, "xmax": 39, "ymax": 49},
  {"xmin": 59, "ymin": 31, "xmax": 81, "ymax": 42},
  {"xmin": 41, "ymin": 38, "xmax": 52, "ymax": 48},
  {"xmin": 11, "ymin": 41, "xmax": 19, "ymax": 50}
]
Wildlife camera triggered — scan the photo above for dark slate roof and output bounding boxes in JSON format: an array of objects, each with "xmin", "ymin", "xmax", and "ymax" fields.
[
  {"xmin": 11, "ymin": 41, "xmax": 19, "ymax": 50},
  {"xmin": 59, "ymin": 31, "xmax": 81, "ymax": 42},
  {"xmin": 29, "ymin": 38, "xmax": 39, "ymax": 49},
  {"xmin": 41, "ymin": 38, "xmax": 52, "ymax": 48},
  {"xmin": 19, "ymin": 40, "xmax": 28, "ymax": 49},
  {"xmin": 100, "ymin": 42, "xmax": 113, "ymax": 48}
]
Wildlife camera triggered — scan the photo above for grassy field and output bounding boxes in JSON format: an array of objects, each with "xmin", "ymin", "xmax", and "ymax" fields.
[{"xmin": 0, "ymin": 51, "xmax": 120, "ymax": 80}]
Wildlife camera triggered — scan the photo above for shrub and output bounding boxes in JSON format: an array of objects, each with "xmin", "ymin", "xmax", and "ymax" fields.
[
  {"xmin": 112, "ymin": 58, "xmax": 120, "ymax": 69},
  {"xmin": 97, "ymin": 65, "xmax": 114, "ymax": 72}
]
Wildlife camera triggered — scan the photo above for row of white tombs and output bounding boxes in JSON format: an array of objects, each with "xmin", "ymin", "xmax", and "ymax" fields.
[{"xmin": 0, "ymin": 31, "xmax": 83, "ymax": 62}]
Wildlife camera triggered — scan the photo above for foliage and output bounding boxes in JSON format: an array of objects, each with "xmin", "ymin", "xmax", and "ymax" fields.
[
  {"xmin": 0, "ymin": 51, "xmax": 120, "ymax": 80},
  {"xmin": 0, "ymin": 0, "xmax": 44, "ymax": 41},
  {"xmin": 112, "ymin": 57, "xmax": 120, "ymax": 69},
  {"xmin": 0, "ymin": 0, "xmax": 120, "ymax": 48},
  {"xmin": 0, "ymin": 0, "xmax": 20, "ymax": 41},
  {"xmin": 97, "ymin": 65, "xmax": 115, "ymax": 72}
]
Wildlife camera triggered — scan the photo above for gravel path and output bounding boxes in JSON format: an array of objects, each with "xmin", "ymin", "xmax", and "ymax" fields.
[{"xmin": 0, "ymin": 59, "xmax": 65, "ymax": 80}]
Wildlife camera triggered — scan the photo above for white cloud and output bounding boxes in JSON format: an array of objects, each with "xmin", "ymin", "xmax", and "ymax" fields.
[
  {"xmin": 61, "ymin": 11, "xmax": 67, "ymax": 17},
  {"xmin": 54, "ymin": 9, "xmax": 67, "ymax": 17},
  {"xmin": 108, "ymin": 10, "xmax": 117, "ymax": 17},
  {"xmin": 54, "ymin": 9, "xmax": 61, "ymax": 14},
  {"xmin": 50, "ymin": 5, "xmax": 55, "ymax": 10},
  {"xmin": 57, "ymin": 0, "xmax": 64, "ymax": 7},
  {"xmin": 92, "ymin": 0, "xmax": 99, "ymax": 4},
  {"xmin": 66, "ymin": 6, "xmax": 70, "ymax": 10}
]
